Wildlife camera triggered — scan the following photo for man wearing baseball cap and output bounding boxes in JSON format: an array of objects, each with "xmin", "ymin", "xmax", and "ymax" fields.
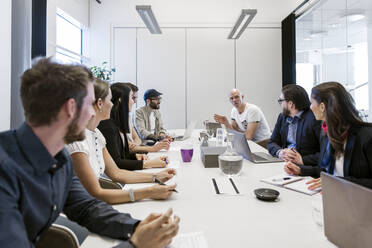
[{"xmin": 135, "ymin": 89, "xmax": 171, "ymax": 141}]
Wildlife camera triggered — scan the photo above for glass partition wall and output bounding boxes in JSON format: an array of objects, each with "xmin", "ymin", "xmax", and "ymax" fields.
[{"xmin": 296, "ymin": 0, "xmax": 372, "ymax": 121}]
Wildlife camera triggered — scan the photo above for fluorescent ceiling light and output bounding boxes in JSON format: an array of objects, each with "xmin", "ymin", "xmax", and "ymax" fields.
[
  {"xmin": 228, "ymin": 9, "xmax": 257, "ymax": 39},
  {"xmin": 136, "ymin": 5, "xmax": 162, "ymax": 34},
  {"xmin": 346, "ymin": 14, "xmax": 365, "ymax": 22}
]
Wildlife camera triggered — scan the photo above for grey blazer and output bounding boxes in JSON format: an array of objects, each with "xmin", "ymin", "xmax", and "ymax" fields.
[{"xmin": 135, "ymin": 105, "xmax": 166, "ymax": 140}]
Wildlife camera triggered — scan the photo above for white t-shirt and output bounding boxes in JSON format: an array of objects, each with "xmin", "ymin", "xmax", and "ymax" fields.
[
  {"xmin": 230, "ymin": 103, "xmax": 271, "ymax": 142},
  {"xmin": 66, "ymin": 128, "xmax": 106, "ymax": 178}
]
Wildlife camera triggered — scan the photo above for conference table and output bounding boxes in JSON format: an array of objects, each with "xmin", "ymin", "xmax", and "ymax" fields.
[{"xmin": 81, "ymin": 129, "xmax": 335, "ymax": 248}]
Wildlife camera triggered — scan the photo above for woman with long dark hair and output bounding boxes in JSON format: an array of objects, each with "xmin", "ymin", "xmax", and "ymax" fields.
[
  {"xmin": 285, "ymin": 82, "xmax": 372, "ymax": 189},
  {"xmin": 98, "ymin": 83, "xmax": 168, "ymax": 170},
  {"xmin": 67, "ymin": 79, "xmax": 177, "ymax": 204}
]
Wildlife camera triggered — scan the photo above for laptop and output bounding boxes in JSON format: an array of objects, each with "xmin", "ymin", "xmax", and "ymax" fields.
[
  {"xmin": 174, "ymin": 121, "xmax": 197, "ymax": 141},
  {"xmin": 322, "ymin": 173, "xmax": 372, "ymax": 248},
  {"xmin": 229, "ymin": 129, "xmax": 283, "ymax": 163}
]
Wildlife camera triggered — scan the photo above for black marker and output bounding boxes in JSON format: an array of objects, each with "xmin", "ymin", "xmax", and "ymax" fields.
[
  {"xmin": 212, "ymin": 178, "xmax": 220, "ymax": 194},
  {"xmin": 229, "ymin": 178, "xmax": 240, "ymax": 194}
]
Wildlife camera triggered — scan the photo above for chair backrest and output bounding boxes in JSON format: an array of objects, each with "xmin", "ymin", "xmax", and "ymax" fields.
[
  {"xmin": 99, "ymin": 177, "xmax": 122, "ymax": 189},
  {"xmin": 36, "ymin": 224, "xmax": 79, "ymax": 248}
]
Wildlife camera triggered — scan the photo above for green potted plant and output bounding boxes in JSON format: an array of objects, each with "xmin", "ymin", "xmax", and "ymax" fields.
[{"xmin": 90, "ymin": 62, "xmax": 116, "ymax": 82}]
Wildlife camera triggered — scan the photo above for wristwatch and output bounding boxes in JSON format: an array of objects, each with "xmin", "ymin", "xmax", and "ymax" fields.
[{"xmin": 129, "ymin": 188, "xmax": 135, "ymax": 202}]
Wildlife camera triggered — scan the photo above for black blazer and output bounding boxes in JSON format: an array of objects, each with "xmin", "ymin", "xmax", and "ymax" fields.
[
  {"xmin": 98, "ymin": 119, "xmax": 143, "ymax": 171},
  {"xmin": 300, "ymin": 125, "xmax": 372, "ymax": 189},
  {"xmin": 267, "ymin": 109, "xmax": 321, "ymax": 165}
]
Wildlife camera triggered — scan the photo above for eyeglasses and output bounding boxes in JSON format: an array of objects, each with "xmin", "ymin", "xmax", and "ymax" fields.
[{"xmin": 277, "ymin": 98, "xmax": 287, "ymax": 104}]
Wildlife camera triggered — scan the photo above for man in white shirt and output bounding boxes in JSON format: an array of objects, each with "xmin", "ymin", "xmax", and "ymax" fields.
[{"xmin": 214, "ymin": 89, "xmax": 271, "ymax": 145}]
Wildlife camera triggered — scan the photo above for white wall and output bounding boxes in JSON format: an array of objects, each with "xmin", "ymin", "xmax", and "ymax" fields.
[
  {"xmin": 136, "ymin": 28, "xmax": 186, "ymax": 128},
  {"xmin": 236, "ymin": 28, "xmax": 282, "ymax": 128},
  {"xmin": 0, "ymin": 0, "xmax": 12, "ymax": 131},
  {"xmin": 112, "ymin": 26, "xmax": 282, "ymax": 129},
  {"xmin": 186, "ymin": 28, "xmax": 235, "ymax": 127}
]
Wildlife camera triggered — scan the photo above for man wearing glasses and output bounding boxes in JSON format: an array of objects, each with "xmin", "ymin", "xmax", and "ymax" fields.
[
  {"xmin": 267, "ymin": 84, "xmax": 322, "ymax": 166},
  {"xmin": 135, "ymin": 89, "xmax": 171, "ymax": 141},
  {"xmin": 214, "ymin": 89, "xmax": 271, "ymax": 147}
]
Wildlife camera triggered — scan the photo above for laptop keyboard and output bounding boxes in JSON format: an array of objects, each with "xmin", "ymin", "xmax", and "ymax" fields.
[{"xmin": 252, "ymin": 153, "xmax": 267, "ymax": 161}]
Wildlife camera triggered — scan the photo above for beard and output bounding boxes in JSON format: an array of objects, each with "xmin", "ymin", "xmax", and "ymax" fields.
[
  {"xmin": 149, "ymin": 101, "xmax": 160, "ymax": 109},
  {"xmin": 64, "ymin": 114, "xmax": 86, "ymax": 144},
  {"xmin": 282, "ymin": 107, "xmax": 290, "ymax": 117}
]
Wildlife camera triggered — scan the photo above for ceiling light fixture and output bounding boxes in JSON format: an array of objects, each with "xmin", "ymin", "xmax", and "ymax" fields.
[
  {"xmin": 344, "ymin": 14, "xmax": 365, "ymax": 23},
  {"xmin": 228, "ymin": 9, "xmax": 257, "ymax": 39},
  {"xmin": 136, "ymin": 5, "xmax": 162, "ymax": 34}
]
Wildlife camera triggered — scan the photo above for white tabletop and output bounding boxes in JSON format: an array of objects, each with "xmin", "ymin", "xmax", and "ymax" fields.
[{"xmin": 81, "ymin": 129, "xmax": 335, "ymax": 248}]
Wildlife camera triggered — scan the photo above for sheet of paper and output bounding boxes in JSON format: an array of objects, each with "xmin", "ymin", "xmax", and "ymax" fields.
[
  {"xmin": 284, "ymin": 177, "xmax": 321, "ymax": 195},
  {"xmin": 211, "ymin": 177, "xmax": 243, "ymax": 196},
  {"xmin": 167, "ymin": 232, "xmax": 208, "ymax": 248},
  {"xmin": 137, "ymin": 160, "xmax": 180, "ymax": 175},
  {"xmin": 260, "ymin": 173, "xmax": 303, "ymax": 186}
]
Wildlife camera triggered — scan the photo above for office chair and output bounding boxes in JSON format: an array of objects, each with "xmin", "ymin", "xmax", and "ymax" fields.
[
  {"xmin": 99, "ymin": 177, "xmax": 123, "ymax": 189},
  {"xmin": 36, "ymin": 224, "xmax": 79, "ymax": 248}
]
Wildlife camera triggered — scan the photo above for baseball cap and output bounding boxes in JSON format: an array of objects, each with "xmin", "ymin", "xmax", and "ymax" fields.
[{"xmin": 144, "ymin": 89, "xmax": 162, "ymax": 101}]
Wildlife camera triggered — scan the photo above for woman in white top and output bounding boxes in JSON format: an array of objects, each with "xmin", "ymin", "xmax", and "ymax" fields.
[{"xmin": 67, "ymin": 79, "xmax": 176, "ymax": 204}]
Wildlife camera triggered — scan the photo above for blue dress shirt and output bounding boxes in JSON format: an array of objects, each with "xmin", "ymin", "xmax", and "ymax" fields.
[{"xmin": 0, "ymin": 123, "xmax": 139, "ymax": 248}]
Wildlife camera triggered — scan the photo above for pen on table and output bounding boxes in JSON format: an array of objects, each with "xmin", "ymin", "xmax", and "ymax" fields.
[
  {"xmin": 272, "ymin": 177, "xmax": 291, "ymax": 182},
  {"xmin": 154, "ymin": 178, "xmax": 178, "ymax": 193}
]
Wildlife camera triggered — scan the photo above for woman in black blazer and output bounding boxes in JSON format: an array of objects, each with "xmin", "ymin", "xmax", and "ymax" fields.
[
  {"xmin": 285, "ymin": 82, "xmax": 372, "ymax": 189},
  {"xmin": 98, "ymin": 83, "xmax": 168, "ymax": 170}
]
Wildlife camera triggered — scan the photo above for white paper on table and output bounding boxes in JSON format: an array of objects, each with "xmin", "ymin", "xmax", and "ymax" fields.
[
  {"xmin": 167, "ymin": 232, "xmax": 208, "ymax": 248},
  {"xmin": 260, "ymin": 173, "xmax": 303, "ymax": 186},
  {"xmin": 139, "ymin": 161, "xmax": 180, "ymax": 174},
  {"xmin": 211, "ymin": 177, "xmax": 244, "ymax": 196},
  {"xmin": 284, "ymin": 177, "xmax": 321, "ymax": 195}
]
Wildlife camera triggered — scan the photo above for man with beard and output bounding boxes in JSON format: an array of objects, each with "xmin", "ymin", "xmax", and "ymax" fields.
[
  {"xmin": 214, "ymin": 89, "xmax": 271, "ymax": 147},
  {"xmin": 0, "ymin": 58, "xmax": 179, "ymax": 248},
  {"xmin": 135, "ymin": 89, "xmax": 171, "ymax": 141},
  {"xmin": 267, "ymin": 84, "xmax": 321, "ymax": 166}
]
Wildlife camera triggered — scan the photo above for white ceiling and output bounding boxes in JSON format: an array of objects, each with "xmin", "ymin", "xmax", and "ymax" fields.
[{"xmin": 91, "ymin": 0, "xmax": 304, "ymax": 25}]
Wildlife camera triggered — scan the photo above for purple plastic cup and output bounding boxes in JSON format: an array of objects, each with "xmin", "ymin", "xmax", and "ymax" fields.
[{"xmin": 180, "ymin": 148, "xmax": 194, "ymax": 162}]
